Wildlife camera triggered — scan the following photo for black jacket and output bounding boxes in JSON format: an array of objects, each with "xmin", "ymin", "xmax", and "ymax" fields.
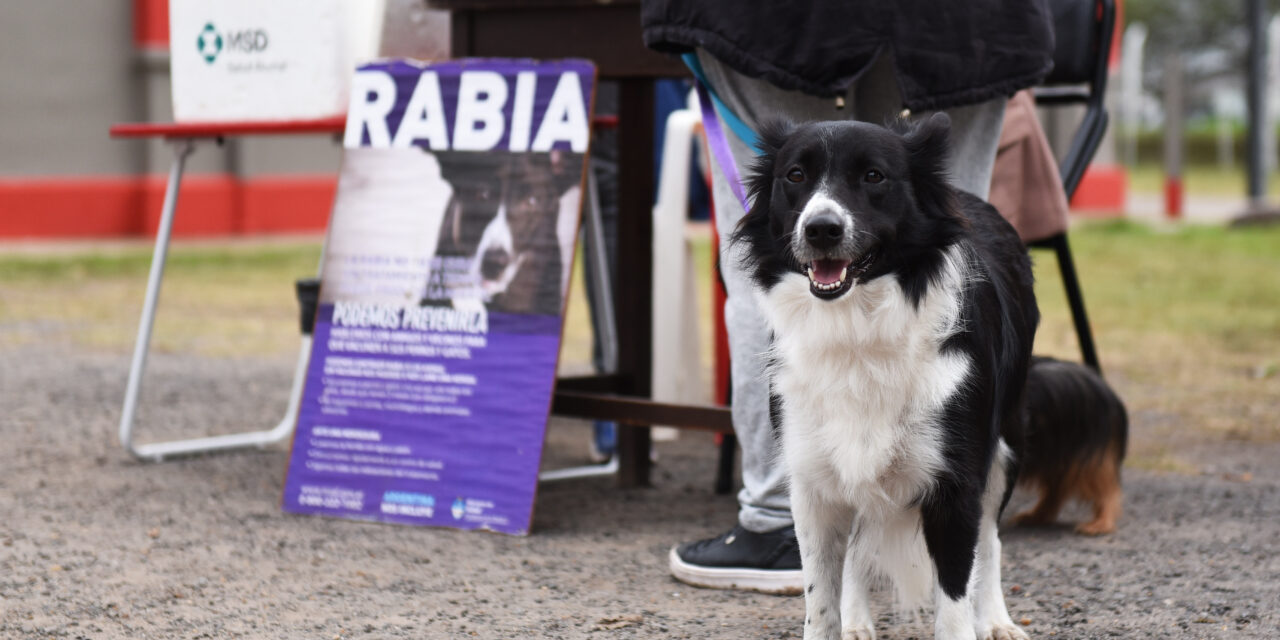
[{"xmin": 641, "ymin": 1, "xmax": 1055, "ymax": 111}]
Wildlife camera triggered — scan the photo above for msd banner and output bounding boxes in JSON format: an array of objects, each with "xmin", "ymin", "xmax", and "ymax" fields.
[
  {"xmin": 282, "ymin": 59, "xmax": 596, "ymax": 536},
  {"xmin": 168, "ymin": 0, "xmax": 382, "ymax": 122}
]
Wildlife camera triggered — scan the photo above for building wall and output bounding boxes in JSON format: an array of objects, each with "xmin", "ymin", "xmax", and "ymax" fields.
[
  {"xmin": 0, "ymin": 0, "xmax": 144, "ymax": 176},
  {"xmin": 0, "ymin": 0, "xmax": 347, "ymax": 238}
]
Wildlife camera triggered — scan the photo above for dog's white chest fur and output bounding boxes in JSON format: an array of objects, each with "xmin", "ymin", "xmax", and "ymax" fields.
[{"xmin": 761, "ymin": 246, "xmax": 971, "ymax": 514}]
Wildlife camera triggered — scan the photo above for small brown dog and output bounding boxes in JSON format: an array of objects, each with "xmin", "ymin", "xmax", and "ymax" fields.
[{"xmin": 1013, "ymin": 356, "xmax": 1127, "ymax": 535}]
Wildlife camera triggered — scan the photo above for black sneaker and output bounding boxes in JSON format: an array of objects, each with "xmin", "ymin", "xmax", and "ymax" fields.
[{"xmin": 668, "ymin": 525, "xmax": 803, "ymax": 594}]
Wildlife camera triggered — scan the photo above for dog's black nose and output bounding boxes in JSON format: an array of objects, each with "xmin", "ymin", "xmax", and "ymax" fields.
[{"xmin": 803, "ymin": 213, "xmax": 844, "ymax": 250}]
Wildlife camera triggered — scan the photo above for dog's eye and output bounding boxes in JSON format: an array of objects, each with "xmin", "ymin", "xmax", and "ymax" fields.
[
  {"xmin": 864, "ymin": 169, "xmax": 885, "ymax": 184},
  {"xmin": 785, "ymin": 168, "xmax": 805, "ymax": 183}
]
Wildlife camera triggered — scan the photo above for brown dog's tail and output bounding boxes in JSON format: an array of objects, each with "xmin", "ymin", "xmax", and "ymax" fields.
[{"xmin": 1013, "ymin": 356, "xmax": 1127, "ymax": 535}]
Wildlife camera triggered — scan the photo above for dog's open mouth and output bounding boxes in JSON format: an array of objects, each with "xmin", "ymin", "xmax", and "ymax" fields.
[{"xmin": 805, "ymin": 252, "xmax": 876, "ymax": 298}]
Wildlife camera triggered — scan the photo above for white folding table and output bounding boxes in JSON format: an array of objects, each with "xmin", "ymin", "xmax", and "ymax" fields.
[
  {"xmin": 107, "ymin": 117, "xmax": 628, "ymax": 483},
  {"xmin": 109, "ymin": 118, "xmax": 347, "ymax": 462}
]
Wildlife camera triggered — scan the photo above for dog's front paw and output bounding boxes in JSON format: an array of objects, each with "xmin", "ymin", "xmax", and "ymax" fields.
[
  {"xmin": 1009, "ymin": 509, "xmax": 1052, "ymax": 527},
  {"xmin": 978, "ymin": 622, "xmax": 1029, "ymax": 640},
  {"xmin": 841, "ymin": 625, "xmax": 876, "ymax": 640},
  {"xmin": 1074, "ymin": 517, "xmax": 1116, "ymax": 536}
]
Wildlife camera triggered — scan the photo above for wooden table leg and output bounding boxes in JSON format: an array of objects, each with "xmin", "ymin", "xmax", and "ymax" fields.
[{"xmin": 614, "ymin": 78, "xmax": 655, "ymax": 488}]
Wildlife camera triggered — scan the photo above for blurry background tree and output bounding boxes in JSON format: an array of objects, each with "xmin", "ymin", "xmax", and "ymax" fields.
[
  {"xmin": 1123, "ymin": 0, "xmax": 1280, "ymax": 182},
  {"xmin": 1126, "ymin": 0, "xmax": 1254, "ymax": 93}
]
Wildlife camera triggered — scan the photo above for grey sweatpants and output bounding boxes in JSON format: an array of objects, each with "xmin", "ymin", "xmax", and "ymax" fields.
[{"xmin": 697, "ymin": 50, "xmax": 1007, "ymax": 533}]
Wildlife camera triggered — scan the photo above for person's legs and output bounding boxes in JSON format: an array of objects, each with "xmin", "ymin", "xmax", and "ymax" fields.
[
  {"xmin": 714, "ymin": 142, "xmax": 793, "ymax": 527},
  {"xmin": 666, "ymin": 53, "xmax": 819, "ymax": 595},
  {"xmin": 698, "ymin": 51, "xmax": 853, "ymax": 535},
  {"xmin": 931, "ymin": 99, "xmax": 1005, "ymax": 199},
  {"xmin": 847, "ymin": 48, "xmax": 1006, "ymax": 198}
]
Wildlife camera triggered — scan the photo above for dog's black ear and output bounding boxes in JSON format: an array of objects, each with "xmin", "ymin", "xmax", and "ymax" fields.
[
  {"xmin": 902, "ymin": 112, "xmax": 960, "ymax": 221},
  {"xmin": 730, "ymin": 118, "xmax": 793, "ymax": 286},
  {"xmin": 903, "ymin": 112, "xmax": 951, "ymax": 184},
  {"xmin": 754, "ymin": 118, "xmax": 794, "ymax": 156},
  {"xmin": 743, "ymin": 118, "xmax": 794, "ymax": 207}
]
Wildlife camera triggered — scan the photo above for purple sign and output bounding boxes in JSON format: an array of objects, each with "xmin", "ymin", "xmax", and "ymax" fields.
[
  {"xmin": 342, "ymin": 58, "xmax": 594, "ymax": 154},
  {"xmin": 282, "ymin": 59, "xmax": 596, "ymax": 535}
]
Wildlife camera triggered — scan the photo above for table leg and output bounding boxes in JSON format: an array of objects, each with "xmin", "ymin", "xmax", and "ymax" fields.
[
  {"xmin": 539, "ymin": 164, "xmax": 622, "ymax": 483},
  {"xmin": 614, "ymin": 79, "xmax": 656, "ymax": 488},
  {"xmin": 118, "ymin": 139, "xmax": 194, "ymax": 459},
  {"xmin": 117, "ymin": 139, "xmax": 304, "ymax": 461}
]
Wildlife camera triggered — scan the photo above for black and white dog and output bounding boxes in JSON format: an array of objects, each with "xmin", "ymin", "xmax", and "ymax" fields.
[
  {"xmin": 431, "ymin": 151, "xmax": 580, "ymax": 315},
  {"xmin": 733, "ymin": 114, "xmax": 1038, "ymax": 640}
]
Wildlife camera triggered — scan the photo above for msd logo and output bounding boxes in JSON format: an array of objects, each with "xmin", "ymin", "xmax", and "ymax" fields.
[
  {"xmin": 195, "ymin": 22, "xmax": 269, "ymax": 64},
  {"xmin": 195, "ymin": 23, "xmax": 222, "ymax": 63}
]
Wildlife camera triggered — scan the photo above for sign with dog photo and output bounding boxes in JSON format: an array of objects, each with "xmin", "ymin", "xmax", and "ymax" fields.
[{"xmin": 281, "ymin": 59, "xmax": 595, "ymax": 535}]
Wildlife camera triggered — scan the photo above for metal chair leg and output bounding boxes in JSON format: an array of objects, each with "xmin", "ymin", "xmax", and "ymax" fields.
[{"xmin": 1052, "ymin": 233, "xmax": 1102, "ymax": 374}]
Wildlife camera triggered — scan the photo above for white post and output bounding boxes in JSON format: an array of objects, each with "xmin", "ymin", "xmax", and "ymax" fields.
[
  {"xmin": 1121, "ymin": 23, "xmax": 1148, "ymax": 167},
  {"xmin": 1164, "ymin": 54, "xmax": 1186, "ymax": 220},
  {"xmin": 1248, "ymin": 0, "xmax": 1268, "ymax": 206},
  {"xmin": 1265, "ymin": 16, "xmax": 1280, "ymax": 175}
]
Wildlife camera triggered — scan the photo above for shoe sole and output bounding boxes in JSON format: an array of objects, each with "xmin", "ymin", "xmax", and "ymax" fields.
[{"xmin": 667, "ymin": 547, "xmax": 803, "ymax": 595}]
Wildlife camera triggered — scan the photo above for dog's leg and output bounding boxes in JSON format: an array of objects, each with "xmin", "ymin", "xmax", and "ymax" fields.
[
  {"xmin": 794, "ymin": 486, "xmax": 855, "ymax": 640},
  {"xmin": 1075, "ymin": 454, "xmax": 1123, "ymax": 536},
  {"xmin": 839, "ymin": 532, "xmax": 876, "ymax": 640},
  {"xmin": 969, "ymin": 520, "xmax": 1026, "ymax": 640},
  {"xmin": 972, "ymin": 449, "xmax": 1028, "ymax": 640},
  {"xmin": 1077, "ymin": 490, "xmax": 1121, "ymax": 536},
  {"xmin": 922, "ymin": 487, "xmax": 980, "ymax": 640},
  {"xmin": 1010, "ymin": 480, "xmax": 1065, "ymax": 527}
]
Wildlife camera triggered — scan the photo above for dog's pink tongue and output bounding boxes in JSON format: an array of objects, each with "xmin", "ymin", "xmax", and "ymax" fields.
[{"xmin": 811, "ymin": 259, "xmax": 850, "ymax": 285}]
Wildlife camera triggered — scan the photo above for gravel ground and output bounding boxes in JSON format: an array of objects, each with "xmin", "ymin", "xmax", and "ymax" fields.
[{"xmin": 2, "ymin": 343, "xmax": 1278, "ymax": 639}]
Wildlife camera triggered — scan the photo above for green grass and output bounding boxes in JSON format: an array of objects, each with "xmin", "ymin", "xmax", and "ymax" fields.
[
  {"xmin": 1029, "ymin": 220, "xmax": 1280, "ymax": 461},
  {"xmin": 1035, "ymin": 220, "xmax": 1280, "ymax": 346},
  {"xmin": 3, "ymin": 221, "xmax": 1278, "ymax": 458},
  {"xmin": 1126, "ymin": 164, "xmax": 1280, "ymax": 197},
  {"xmin": 0, "ymin": 244, "xmax": 321, "ymax": 281},
  {"xmin": 0, "ymin": 242, "xmax": 323, "ymax": 357}
]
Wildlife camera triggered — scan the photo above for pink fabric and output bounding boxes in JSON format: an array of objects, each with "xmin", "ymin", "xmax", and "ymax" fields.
[{"xmin": 988, "ymin": 90, "xmax": 1071, "ymax": 242}]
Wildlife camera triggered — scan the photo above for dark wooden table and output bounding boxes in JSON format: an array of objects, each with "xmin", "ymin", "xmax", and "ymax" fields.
[{"xmin": 431, "ymin": 0, "xmax": 732, "ymax": 487}]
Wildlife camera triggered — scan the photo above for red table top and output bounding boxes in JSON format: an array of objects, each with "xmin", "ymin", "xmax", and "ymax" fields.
[
  {"xmin": 109, "ymin": 114, "xmax": 618, "ymax": 139},
  {"xmin": 108, "ymin": 117, "xmax": 348, "ymax": 139},
  {"xmin": 112, "ymin": 115, "xmax": 622, "ymax": 140}
]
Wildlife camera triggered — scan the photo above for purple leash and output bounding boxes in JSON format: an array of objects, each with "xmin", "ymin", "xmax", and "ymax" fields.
[{"xmin": 693, "ymin": 79, "xmax": 751, "ymax": 212}]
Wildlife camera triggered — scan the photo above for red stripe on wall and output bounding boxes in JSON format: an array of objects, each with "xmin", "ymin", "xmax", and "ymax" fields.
[
  {"xmin": 242, "ymin": 175, "xmax": 338, "ymax": 233},
  {"xmin": 0, "ymin": 178, "xmax": 143, "ymax": 238},
  {"xmin": 0, "ymin": 175, "xmax": 335, "ymax": 239},
  {"xmin": 140, "ymin": 175, "xmax": 241, "ymax": 237}
]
